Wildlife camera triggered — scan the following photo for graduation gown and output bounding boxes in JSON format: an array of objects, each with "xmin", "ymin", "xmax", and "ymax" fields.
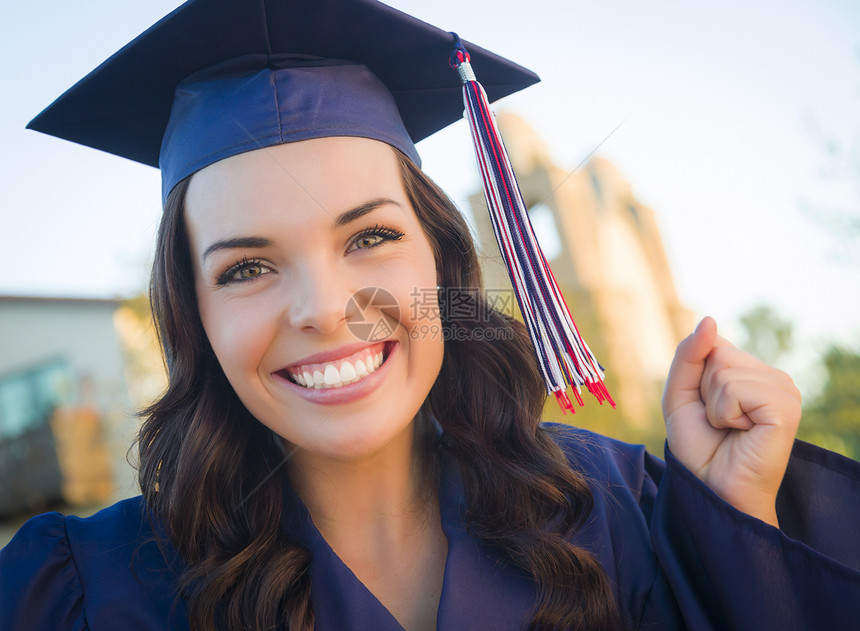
[{"xmin": 2, "ymin": 424, "xmax": 859, "ymax": 630}]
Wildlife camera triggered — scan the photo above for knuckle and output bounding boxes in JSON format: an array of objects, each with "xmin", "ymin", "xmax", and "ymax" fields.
[{"xmin": 704, "ymin": 364, "xmax": 731, "ymax": 394}]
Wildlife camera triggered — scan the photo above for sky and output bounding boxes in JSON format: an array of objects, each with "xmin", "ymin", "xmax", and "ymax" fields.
[{"xmin": 2, "ymin": 0, "xmax": 858, "ymax": 393}]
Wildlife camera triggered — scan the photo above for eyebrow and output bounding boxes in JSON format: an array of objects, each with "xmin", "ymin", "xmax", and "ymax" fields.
[
  {"xmin": 200, "ymin": 197, "xmax": 401, "ymax": 261},
  {"xmin": 333, "ymin": 197, "xmax": 401, "ymax": 228},
  {"xmin": 201, "ymin": 236, "xmax": 272, "ymax": 261}
]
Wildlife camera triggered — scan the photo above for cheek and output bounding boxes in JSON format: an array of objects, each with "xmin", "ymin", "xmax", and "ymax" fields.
[
  {"xmin": 400, "ymin": 286, "xmax": 442, "ymax": 343},
  {"xmin": 198, "ymin": 294, "xmax": 275, "ymax": 379},
  {"xmin": 396, "ymin": 244, "xmax": 445, "ymax": 367}
]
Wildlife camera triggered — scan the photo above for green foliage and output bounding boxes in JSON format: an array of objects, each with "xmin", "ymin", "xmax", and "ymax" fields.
[
  {"xmin": 799, "ymin": 344, "xmax": 860, "ymax": 460},
  {"xmin": 738, "ymin": 303, "xmax": 860, "ymax": 460},
  {"xmin": 121, "ymin": 292, "xmax": 153, "ymax": 322},
  {"xmin": 739, "ymin": 304, "xmax": 793, "ymax": 365}
]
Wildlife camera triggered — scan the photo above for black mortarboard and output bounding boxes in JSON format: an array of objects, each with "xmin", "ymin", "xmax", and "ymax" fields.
[{"xmin": 27, "ymin": 0, "xmax": 539, "ymax": 202}]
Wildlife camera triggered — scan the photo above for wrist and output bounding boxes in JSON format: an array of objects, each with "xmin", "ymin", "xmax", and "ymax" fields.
[{"xmin": 715, "ymin": 489, "xmax": 780, "ymax": 528}]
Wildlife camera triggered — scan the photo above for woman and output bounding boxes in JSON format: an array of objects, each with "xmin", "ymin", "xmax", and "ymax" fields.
[{"xmin": 2, "ymin": 0, "xmax": 859, "ymax": 629}]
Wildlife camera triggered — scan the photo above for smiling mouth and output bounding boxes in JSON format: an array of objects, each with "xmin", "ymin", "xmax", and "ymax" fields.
[{"xmin": 279, "ymin": 341, "xmax": 392, "ymax": 390}]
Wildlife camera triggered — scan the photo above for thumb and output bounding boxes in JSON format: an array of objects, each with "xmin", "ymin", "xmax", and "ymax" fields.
[{"xmin": 663, "ymin": 316, "xmax": 718, "ymax": 417}]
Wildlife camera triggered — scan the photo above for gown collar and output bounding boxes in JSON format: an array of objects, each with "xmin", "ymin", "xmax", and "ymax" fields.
[{"xmin": 280, "ymin": 451, "xmax": 536, "ymax": 630}]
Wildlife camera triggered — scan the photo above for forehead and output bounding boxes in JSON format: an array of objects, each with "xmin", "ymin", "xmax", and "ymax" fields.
[{"xmin": 184, "ymin": 136, "xmax": 407, "ymax": 241}]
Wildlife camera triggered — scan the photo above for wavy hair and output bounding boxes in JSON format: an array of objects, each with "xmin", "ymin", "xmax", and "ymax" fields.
[{"xmin": 138, "ymin": 150, "xmax": 621, "ymax": 630}]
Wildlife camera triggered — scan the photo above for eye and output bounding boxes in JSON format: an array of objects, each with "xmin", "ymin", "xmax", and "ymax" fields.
[
  {"xmin": 348, "ymin": 224, "xmax": 405, "ymax": 252},
  {"xmin": 216, "ymin": 257, "xmax": 274, "ymax": 286}
]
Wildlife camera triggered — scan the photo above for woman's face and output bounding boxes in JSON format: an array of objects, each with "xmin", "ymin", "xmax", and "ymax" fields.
[{"xmin": 185, "ymin": 137, "xmax": 444, "ymax": 462}]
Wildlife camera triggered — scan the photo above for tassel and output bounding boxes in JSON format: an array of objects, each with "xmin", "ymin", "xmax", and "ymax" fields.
[{"xmin": 449, "ymin": 35, "xmax": 614, "ymax": 413}]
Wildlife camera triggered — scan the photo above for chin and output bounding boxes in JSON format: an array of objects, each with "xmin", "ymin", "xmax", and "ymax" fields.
[{"xmin": 282, "ymin": 409, "xmax": 420, "ymax": 464}]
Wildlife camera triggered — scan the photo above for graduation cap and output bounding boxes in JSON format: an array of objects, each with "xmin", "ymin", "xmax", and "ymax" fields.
[
  {"xmin": 27, "ymin": 0, "xmax": 536, "ymax": 201},
  {"xmin": 28, "ymin": 0, "xmax": 612, "ymax": 411}
]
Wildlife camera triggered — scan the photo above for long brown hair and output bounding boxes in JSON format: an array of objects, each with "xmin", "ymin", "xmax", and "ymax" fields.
[{"xmin": 139, "ymin": 150, "xmax": 621, "ymax": 630}]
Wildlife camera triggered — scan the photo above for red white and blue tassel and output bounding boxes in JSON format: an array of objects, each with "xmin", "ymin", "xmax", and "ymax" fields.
[{"xmin": 449, "ymin": 35, "xmax": 614, "ymax": 414}]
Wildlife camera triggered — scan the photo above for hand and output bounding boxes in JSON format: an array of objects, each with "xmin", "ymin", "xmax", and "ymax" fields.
[{"xmin": 662, "ymin": 317, "xmax": 802, "ymax": 527}]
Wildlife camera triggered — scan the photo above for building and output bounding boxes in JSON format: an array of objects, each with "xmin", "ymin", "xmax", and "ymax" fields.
[
  {"xmin": 469, "ymin": 113, "xmax": 694, "ymax": 447},
  {"xmin": 0, "ymin": 295, "xmax": 159, "ymax": 521}
]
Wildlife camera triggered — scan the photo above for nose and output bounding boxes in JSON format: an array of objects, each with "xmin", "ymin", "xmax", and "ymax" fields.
[{"xmin": 283, "ymin": 259, "xmax": 350, "ymax": 334}]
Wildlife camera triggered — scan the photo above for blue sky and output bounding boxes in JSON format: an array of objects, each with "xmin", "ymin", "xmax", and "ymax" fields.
[{"xmin": 2, "ymin": 0, "xmax": 858, "ymax": 390}]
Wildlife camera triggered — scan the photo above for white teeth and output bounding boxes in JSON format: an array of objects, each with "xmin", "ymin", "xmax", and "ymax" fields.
[
  {"xmin": 324, "ymin": 364, "xmax": 341, "ymax": 387},
  {"xmin": 340, "ymin": 360, "xmax": 357, "ymax": 382},
  {"xmin": 288, "ymin": 346, "xmax": 388, "ymax": 390},
  {"xmin": 355, "ymin": 359, "xmax": 368, "ymax": 376}
]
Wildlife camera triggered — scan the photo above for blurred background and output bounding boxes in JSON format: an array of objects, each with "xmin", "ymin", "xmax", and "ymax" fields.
[{"xmin": 1, "ymin": 0, "xmax": 858, "ymax": 543}]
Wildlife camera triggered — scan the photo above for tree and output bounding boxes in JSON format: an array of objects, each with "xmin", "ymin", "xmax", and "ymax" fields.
[
  {"xmin": 738, "ymin": 304, "xmax": 793, "ymax": 365},
  {"xmin": 798, "ymin": 344, "xmax": 860, "ymax": 460}
]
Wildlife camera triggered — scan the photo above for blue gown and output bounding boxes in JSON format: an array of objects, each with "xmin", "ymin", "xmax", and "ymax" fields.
[{"xmin": 2, "ymin": 425, "xmax": 859, "ymax": 630}]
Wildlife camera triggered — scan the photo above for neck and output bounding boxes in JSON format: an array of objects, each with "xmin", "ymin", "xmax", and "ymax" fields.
[
  {"xmin": 288, "ymin": 419, "xmax": 436, "ymax": 543},
  {"xmin": 287, "ymin": 417, "xmax": 447, "ymax": 631}
]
